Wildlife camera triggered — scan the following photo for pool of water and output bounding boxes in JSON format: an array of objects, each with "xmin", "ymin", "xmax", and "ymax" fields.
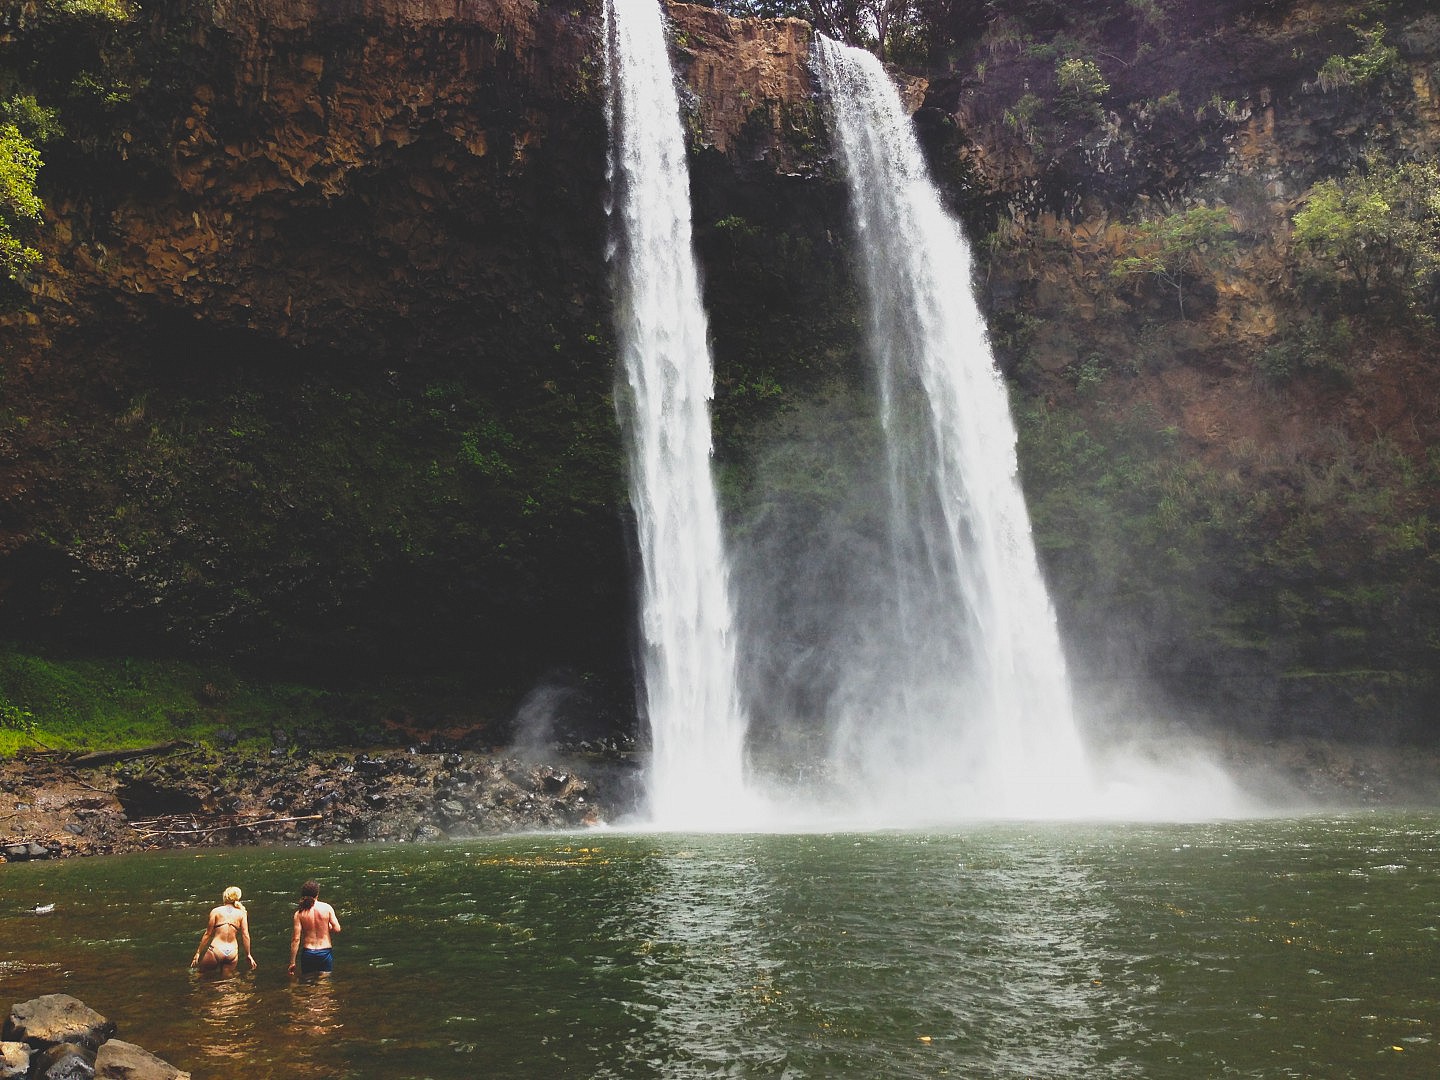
[{"xmin": 1, "ymin": 814, "xmax": 1437, "ymax": 1078}]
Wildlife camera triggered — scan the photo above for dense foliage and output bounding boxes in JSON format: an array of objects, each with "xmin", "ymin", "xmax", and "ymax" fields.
[{"xmin": 1291, "ymin": 155, "xmax": 1440, "ymax": 315}]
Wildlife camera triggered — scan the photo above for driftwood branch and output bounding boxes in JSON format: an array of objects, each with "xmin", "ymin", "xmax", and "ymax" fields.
[{"xmin": 126, "ymin": 813, "xmax": 322, "ymax": 840}]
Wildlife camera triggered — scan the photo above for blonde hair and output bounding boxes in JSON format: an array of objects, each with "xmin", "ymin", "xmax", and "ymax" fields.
[{"xmin": 222, "ymin": 886, "xmax": 244, "ymax": 909}]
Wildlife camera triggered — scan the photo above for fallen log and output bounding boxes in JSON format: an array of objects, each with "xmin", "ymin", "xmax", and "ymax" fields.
[{"xmin": 67, "ymin": 741, "xmax": 193, "ymax": 769}]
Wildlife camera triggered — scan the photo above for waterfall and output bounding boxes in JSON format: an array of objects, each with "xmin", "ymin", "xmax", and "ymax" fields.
[
  {"xmin": 603, "ymin": 0, "xmax": 753, "ymax": 827},
  {"xmin": 811, "ymin": 36, "xmax": 1094, "ymax": 819}
]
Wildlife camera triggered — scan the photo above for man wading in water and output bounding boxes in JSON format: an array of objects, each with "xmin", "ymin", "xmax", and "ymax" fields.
[{"xmin": 288, "ymin": 880, "xmax": 342, "ymax": 975}]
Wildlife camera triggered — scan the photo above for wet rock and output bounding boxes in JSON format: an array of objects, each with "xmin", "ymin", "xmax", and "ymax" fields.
[
  {"xmin": 1, "ymin": 747, "xmax": 637, "ymax": 859},
  {"xmin": 0, "ymin": 1041, "xmax": 29, "ymax": 1079},
  {"xmin": 113, "ymin": 779, "xmax": 203, "ymax": 819},
  {"xmin": 94, "ymin": 1039, "xmax": 190, "ymax": 1080},
  {"xmin": 32, "ymin": 1042, "xmax": 95, "ymax": 1080},
  {"xmin": 0, "ymin": 997, "xmax": 187, "ymax": 1080},
  {"xmin": 3, "ymin": 994, "xmax": 117, "ymax": 1052}
]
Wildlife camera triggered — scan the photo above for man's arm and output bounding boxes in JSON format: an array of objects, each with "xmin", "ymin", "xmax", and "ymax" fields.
[{"xmin": 288, "ymin": 910, "xmax": 302, "ymax": 973}]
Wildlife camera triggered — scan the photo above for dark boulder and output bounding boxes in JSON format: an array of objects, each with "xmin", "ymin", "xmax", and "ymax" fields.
[{"xmin": 31, "ymin": 1041, "xmax": 95, "ymax": 1080}]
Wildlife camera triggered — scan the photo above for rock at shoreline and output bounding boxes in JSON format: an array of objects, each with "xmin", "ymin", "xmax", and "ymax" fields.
[
  {"xmin": 31, "ymin": 1041, "xmax": 94, "ymax": 1080},
  {"xmin": 0, "ymin": 748, "xmax": 638, "ymax": 861},
  {"xmin": 2, "ymin": 994, "xmax": 115, "ymax": 1053},
  {"xmin": 95, "ymin": 1039, "xmax": 191, "ymax": 1080},
  {"xmin": 0, "ymin": 1042, "xmax": 30, "ymax": 1079},
  {"xmin": 2, "ymin": 997, "xmax": 188, "ymax": 1080}
]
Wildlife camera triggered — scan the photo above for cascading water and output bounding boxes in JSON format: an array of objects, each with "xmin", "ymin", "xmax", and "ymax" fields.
[
  {"xmin": 603, "ymin": 0, "xmax": 753, "ymax": 827},
  {"xmin": 810, "ymin": 36, "xmax": 1095, "ymax": 819}
]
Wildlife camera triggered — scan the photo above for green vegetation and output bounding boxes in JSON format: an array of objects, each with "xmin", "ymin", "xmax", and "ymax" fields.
[
  {"xmin": 1254, "ymin": 314, "xmax": 1356, "ymax": 384},
  {"xmin": 0, "ymin": 647, "xmax": 335, "ymax": 755},
  {"xmin": 1291, "ymin": 155, "xmax": 1440, "ymax": 313},
  {"xmin": 1002, "ymin": 92, "xmax": 1045, "ymax": 146},
  {"xmin": 0, "ymin": 0, "xmax": 138, "ymax": 286},
  {"xmin": 1315, "ymin": 23, "xmax": 1399, "ymax": 92},
  {"xmin": 1110, "ymin": 206, "xmax": 1236, "ymax": 318},
  {"xmin": 0, "ymin": 93, "xmax": 63, "ymax": 280},
  {"xmin": 0, "ymin": 118, "xmax": 45, "ymax": 278},
  {"xmin": 1016, "ymin": 395, "xmax": 1440, "ymax": 715},
  {"xmin": 1054, "ymin": 57, "xmax": 1109, "ymax": 123}
]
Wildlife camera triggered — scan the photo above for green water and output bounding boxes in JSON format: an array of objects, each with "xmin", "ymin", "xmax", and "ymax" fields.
[{"xmin": 0, "ymin": 815, "xmax": 1436, "ymax": 1078}]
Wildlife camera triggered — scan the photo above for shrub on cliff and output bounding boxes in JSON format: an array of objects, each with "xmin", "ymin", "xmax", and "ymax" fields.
[
  {"xmin": 0, "ymin": 0, "xmax": 135, "ymax": 284},
  {"xmin": 1313, "ymin": 23, "xmax": 1399, "ymax": 93},
  {"xmin": 1110, "ymin": 205, "xmax": 1236, "ymax": 319},
  {"xmin": 1290, "ymin": 155, "xmax": 1440, "ymax": 317},
  {"xmin": 0, "ymin": 118, "xmax": 44, "ymax": 279}
]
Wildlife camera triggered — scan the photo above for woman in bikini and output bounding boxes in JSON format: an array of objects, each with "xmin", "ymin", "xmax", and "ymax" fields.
[{"xmin": 191, "ymin": 886, "xmax": 257, "ymax": 973}]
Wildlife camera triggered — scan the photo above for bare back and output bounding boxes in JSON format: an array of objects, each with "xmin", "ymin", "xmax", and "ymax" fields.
[
  {"xmin": 208, "ymin": 905, "xmax": 244, "ymax": 944},
  {"xmin": 295, "ymin": 900, "xmax": 340, "ymax": 950}
]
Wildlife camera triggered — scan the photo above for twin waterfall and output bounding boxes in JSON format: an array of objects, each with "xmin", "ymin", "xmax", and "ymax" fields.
[{"xmin": 604, "ymin": 1, "xmax": 1094, "ymax": 826}]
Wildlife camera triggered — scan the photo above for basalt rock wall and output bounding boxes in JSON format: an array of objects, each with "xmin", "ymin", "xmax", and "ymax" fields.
[
  {"xmin": 0, "ymin": 0, "xmax": 847, "ymax": 731},
  {"xmin": 3, "ymin": 0, "xmax": 1440, "ymax": 746}
]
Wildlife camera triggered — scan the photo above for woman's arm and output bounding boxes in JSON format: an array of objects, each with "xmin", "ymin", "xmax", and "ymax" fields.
[
  {"xmin": 191, "ymin": 912, "xmax": 217, "ymax": 968},
  {"xmin": 240, "ymin": 911, "xmax": 257, "ymax": 969}
]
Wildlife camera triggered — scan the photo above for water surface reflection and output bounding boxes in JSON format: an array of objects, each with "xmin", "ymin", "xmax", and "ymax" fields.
[{"xmin": 0, "ymin": 819, "xmax": 1436, "ymax": 1078}]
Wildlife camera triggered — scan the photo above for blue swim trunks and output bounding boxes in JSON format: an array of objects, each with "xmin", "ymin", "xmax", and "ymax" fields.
[{"xmin": 299, "ymin": 947, "xmax": 333, "ymax": 973}]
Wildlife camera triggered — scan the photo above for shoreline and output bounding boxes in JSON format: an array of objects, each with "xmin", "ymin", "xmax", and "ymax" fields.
[
  {"xmin": 0, "ymin": 744, "xmax": 641, "ymax": 862},
  {"xmin": 5, "ymin": 734, "xmax": 1440, "ymax": 862}
]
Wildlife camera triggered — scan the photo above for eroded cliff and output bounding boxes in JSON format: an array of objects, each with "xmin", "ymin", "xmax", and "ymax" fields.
[
  {"xmin": 1, "ymin": 0, "xmax": 1438, "ymax": 747},
  {"xmin": 0, "ymin": 0, "xmax": 846, "ymax": 737},
  {"xmin": 1, "ymin": 0, "xmax": 623, "ymax": 719}
]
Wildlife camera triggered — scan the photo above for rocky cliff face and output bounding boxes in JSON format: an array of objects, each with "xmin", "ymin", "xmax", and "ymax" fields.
[
  {"xmin": 1, "ymin": 0, "xmax": 1437, "ymax": 745},
  {"xmin": 4, "ymin": 0, "xmax": 624, "ymax": 700},
  {"xmin": 0, "ymin": 0, "xmax": 845, "ymax": 730}
]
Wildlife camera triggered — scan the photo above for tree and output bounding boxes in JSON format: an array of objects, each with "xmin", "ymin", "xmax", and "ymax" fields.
[
  {"xmin": 0, "ymin": 120, "xmax": 45, "ymax": 280},
  {"xmin": 0, "ymin": 0, "xmax": 133, "ymax": 285},
  {"xmin": 1290, "ymin": 156, "xmax": 1440, "ymax": 308},
  {"xmin": 1111, "ymin": 206, "xmax": 1236, "ymax": 319},
  {"xmin": 1054, "ymin": 56, "xmax": 1109, "ymax": 123}
]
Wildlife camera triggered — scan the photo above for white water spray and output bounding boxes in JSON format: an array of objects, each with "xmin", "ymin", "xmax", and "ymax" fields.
[
  {"xmin": 812, "ymin": 37, "xmax": 1094, "ymax": 818},
  {"xmin": 603, "ymin": 0, "xmax": 753, "ymax": 827}
]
